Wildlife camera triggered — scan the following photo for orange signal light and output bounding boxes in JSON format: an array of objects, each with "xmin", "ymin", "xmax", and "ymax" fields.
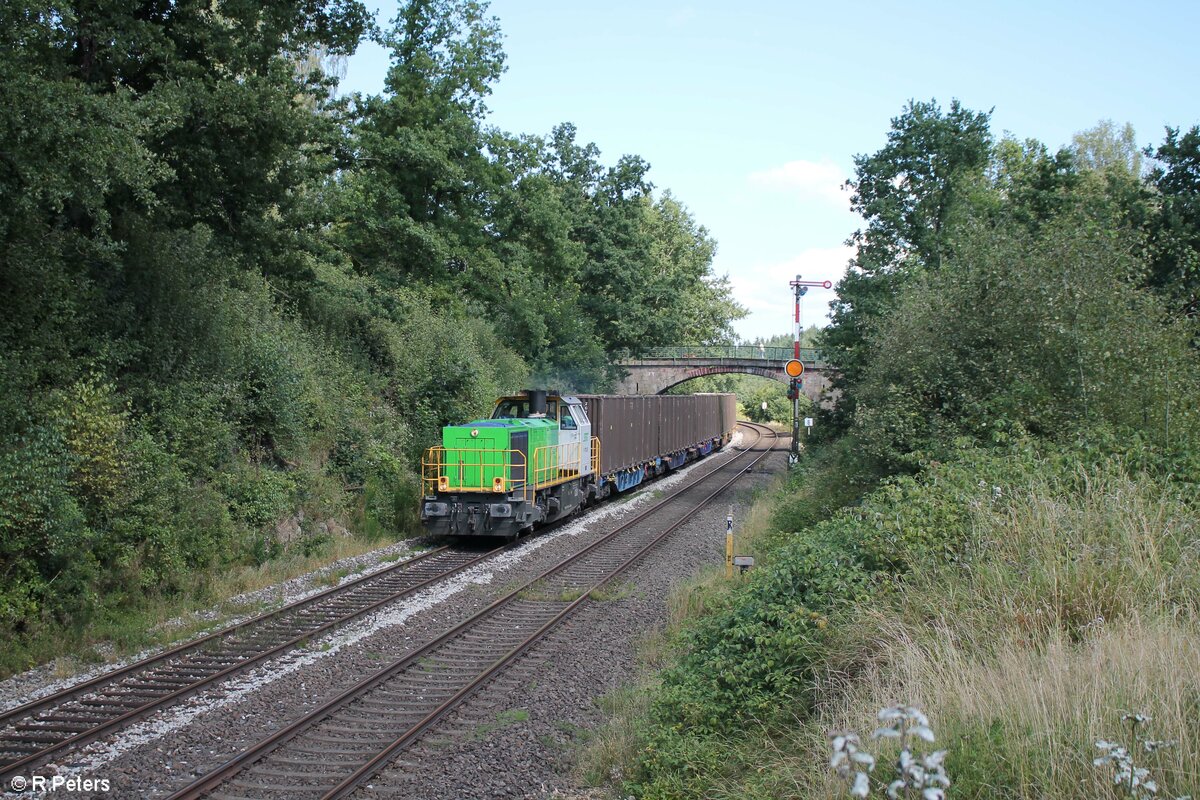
[{"xmin": 784, "ymin": 359, "xmax": 804, "ymax": 378}]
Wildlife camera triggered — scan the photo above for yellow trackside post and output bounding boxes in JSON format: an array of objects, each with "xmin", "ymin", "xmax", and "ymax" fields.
[{"xmin": 725, "ymin": 508, "xmax": 734, "ymax": 579}]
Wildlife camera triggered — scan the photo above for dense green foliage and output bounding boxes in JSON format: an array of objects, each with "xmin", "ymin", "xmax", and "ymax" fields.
[
  {"xmin": 822, "ymin": 103, "xmax": 1200, "ymax": 440},
  {"xmin": 625, "ymin": 439, "xmax": 1200, "ymax": 799},
  {"xmin": 610, "ymin": 103, "xmax": 1200, "ymax": 798},
  {"xmin": 0, "ymin": 1, "xmax": 742, "ymax": 669}
]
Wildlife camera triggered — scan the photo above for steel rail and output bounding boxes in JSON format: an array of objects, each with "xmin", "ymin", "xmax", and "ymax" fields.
[
  {"xmin": 323, "ymin": 425, "xmax": 779, "ymax": 800},
  {"xmin": 0, "ymin": 544, "xmax": 510, "ymax": 783},
  {"xmin": 167, "ymin": 423, "xmax": 777, "ymax": 800}
]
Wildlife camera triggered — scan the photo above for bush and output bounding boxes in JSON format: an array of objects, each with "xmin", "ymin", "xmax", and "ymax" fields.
[
  {"xmin": 0, "ymin": 418, "xmax": 91, "ymax": 630},
  {"xmin": 850, "ymin": 215, "xmax": 1200, "ymax": 471},
  {"xmin": 743, "ymin": 381, "xmax": 801, "ymax": 424}
]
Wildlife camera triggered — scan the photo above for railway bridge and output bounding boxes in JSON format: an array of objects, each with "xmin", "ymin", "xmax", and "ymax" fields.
[{"xmin": 615, "ymin": 346, "xmax": 836, "ymax": 403}]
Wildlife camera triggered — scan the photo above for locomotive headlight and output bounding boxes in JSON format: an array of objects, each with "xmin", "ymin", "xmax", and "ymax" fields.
[{"xmin": 471, "ymin": 429, "xmax": 479, "ymax": 437}]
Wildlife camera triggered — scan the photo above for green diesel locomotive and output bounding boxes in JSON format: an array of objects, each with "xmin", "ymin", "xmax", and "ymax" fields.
[{"xmin": 420, "ymin": 389, "xmax": 736, "ymax": 539}]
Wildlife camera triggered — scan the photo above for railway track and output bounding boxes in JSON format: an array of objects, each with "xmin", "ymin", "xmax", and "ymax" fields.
[
  {"xmin": 167, "ymin": 422, "xmax": 778, "ymax": 800},
  {"xmin": 0, "ymin": 545, "xmax": 510, "ymax": 784}
]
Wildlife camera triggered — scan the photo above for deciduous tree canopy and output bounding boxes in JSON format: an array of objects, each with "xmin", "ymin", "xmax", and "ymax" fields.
[
  {"xmin": 819, "ymin": 99, "xmax": 1200, "ymax": 472},
  {"xmin": 0, "ymin": 0, "xmax": 743, "ymax": 667}
]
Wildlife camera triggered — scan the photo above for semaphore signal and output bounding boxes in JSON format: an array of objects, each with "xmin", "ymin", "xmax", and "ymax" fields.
[{"xmin": 787, "ymin": 275, "xmax": 830, "ymax": 464}]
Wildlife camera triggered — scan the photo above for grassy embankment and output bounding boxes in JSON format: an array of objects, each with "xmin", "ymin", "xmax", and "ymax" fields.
[
  {"xmin": 583, "ymin": 439, "xmax": 1200, "ymax": 799},
  {"xmin": 3, "ymin": 530, "xmax": 421, "ymax": 683}
]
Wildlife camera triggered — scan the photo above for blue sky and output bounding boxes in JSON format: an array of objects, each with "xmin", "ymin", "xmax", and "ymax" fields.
[{"xmin": 338, "ymin": 1, "xmax": 1200, "ymax": 340}]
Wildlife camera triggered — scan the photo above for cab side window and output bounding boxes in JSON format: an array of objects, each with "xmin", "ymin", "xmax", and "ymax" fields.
[{"xmin": 560, "ymin": 408, "xmax": 577, "ymax": 430}]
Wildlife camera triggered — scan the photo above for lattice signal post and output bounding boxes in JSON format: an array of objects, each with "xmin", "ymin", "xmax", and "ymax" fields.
[{"xmin": 787, "ymin": 275, "xmax": 831, "ymax": 465}]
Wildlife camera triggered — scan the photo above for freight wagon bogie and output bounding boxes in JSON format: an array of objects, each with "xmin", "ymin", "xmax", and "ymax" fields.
[{"xmin": 420, "ymin": 390, "xmax": 737, "ymax": 540}]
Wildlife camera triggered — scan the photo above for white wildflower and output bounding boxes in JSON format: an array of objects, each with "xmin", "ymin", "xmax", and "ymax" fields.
[
  {"xmin": 912, "ymin": 725, "xmax": 936, "ymax": 742},
  {"xmin": 1095, "ymin": 714, "xmax": 1178, "ymax": 799},
  {"xmin": 905, "ymin": 707, "xmax": 930, "ymax": 727},
  {"xmin": 832, "ymin": 706, "xmax": 948, "ymax": 799}
]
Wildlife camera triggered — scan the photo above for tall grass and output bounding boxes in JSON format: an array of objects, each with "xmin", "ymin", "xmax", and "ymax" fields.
[
  {"xmin": 588, "ymin": 452, "xmax": 1200, "ymax": 799},
  {"xmin": 792, "ymin": 467, "xmax": 1200, "ymax": 798}
]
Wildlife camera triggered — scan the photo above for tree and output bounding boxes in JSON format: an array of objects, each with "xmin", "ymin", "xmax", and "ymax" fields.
[
  {"xmin": 821, "ymin": 99, "xmax": 993, "ymax": 430},
  {"xmin": 336, "ymin": 0, "xmax": 504, "ymax": 287},
  {"xmin": 742, "ymin": 328, "xmax": 822, "ymax": 350},
  {"xmin": 641, "ymin": 193, "xmax": 744, "ymax": 345},
  {"xmin": 1073, "ymin": 119, "xmax": 1143, "ymax": 175},
  {"xmin": 0, "ymin": 0, "xmax": 376, "ymax": 644},
  {"xmin": 844, "ymin": 99, "xmax": 993, "ymax": 274},
  {"xmin": 848, "ymin": 211, "xmax": 1198, "ymax": 470},
  {"xmin": 744, "ymin": 381, "xmax": 804, "ymax": 424},
  {"xmin": 986, "ymin": 136, "xmax": 1081, "ymax": 230},
  {"xmin": 1145, "ymin": 125, "xmax": 1200, "ymax": 315}
]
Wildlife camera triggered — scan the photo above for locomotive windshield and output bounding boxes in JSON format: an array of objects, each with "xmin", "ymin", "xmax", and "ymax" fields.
[
  {"xmin": 492, "ymin": 399, "xmax": 527, "ymax": 418},
  {"xmin": 492, "ymin": 397, "xmax": 559, "ymax": 419}
]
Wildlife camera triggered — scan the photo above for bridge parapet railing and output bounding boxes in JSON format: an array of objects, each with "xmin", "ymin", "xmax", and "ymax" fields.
[{"xmin": 632, "ymin": 346, "xmax": 825, "ymax": 363}]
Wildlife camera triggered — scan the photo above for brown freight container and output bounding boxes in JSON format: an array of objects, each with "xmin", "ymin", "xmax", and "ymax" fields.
[
  {"xmin": 698, "ymin": 393, "xmax": 737, "ymax": 442},
  {"xmin": 580, "ymin": 393, "xmax": 735, "ymax": 475},
  {"xmin": 658, "ymin": 395, "xmax": 682, "ymax": 456}
]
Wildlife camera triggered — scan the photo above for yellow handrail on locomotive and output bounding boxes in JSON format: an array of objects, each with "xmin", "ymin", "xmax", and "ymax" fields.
[
  {"xmin": 529, "ymin": 438, "xmax": 601, "ymax": 489},
  {"xmin": 423, "ymin": 438, "xmax": 599, "ymax": 497},
  {"xmin": 421, "ymin": 447, "xmax": 528, "ymax": 496}
]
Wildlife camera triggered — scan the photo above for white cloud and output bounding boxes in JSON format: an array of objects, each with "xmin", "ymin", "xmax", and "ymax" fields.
[
  {"xmin": 727, "ymin": 245, "xmax": 854, "ymax": 339},
  {"xmin": 747, "ymin": 159, "xmax": 849, "ymax": 206}
]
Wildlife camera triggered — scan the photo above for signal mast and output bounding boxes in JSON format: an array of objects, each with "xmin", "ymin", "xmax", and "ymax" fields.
[{"xmin": 785, "ymin": 275, "xmax": 831, "ymax": 465}]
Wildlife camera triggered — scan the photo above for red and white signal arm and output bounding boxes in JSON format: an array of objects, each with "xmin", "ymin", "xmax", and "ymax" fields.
[{"xmin": 784, "ymin": 359, "xmax": 804, "ymax": 378}]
